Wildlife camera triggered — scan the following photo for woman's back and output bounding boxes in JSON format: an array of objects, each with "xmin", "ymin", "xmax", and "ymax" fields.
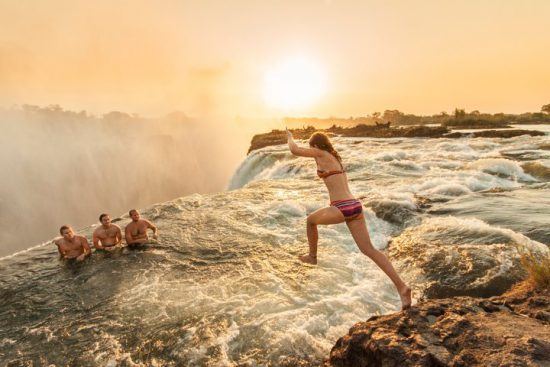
[{"xmin": 314, "ymin": 150, "xmax": 354, "ymax": 202}]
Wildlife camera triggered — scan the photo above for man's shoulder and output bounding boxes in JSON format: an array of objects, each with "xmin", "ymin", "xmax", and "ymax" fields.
[
  {"xmin": 111, "ymin": 223, "xmax": 122, "ymax": 230},
  {"xmin": 53, "ymin": 238, "xmax": 63, "ymax": 246},
  {"xmin": 76, "ymin": 235, "xmax": 88, "ymax": 242}
]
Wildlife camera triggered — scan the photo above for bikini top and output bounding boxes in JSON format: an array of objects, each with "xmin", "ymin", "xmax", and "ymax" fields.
[{"xmin": 317, "ymin": 169, "xmax": 345, "ymax": 179}]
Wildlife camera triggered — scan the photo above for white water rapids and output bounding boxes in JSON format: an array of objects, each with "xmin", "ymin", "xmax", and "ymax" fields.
[{"xmin": 1, "ymin": 133, "xmax": 548, "ymax": 366}]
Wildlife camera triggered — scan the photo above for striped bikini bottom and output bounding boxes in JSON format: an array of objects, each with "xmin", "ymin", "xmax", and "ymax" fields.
[{"xmin": 331, "ymin": 198, "xmax": 363, "ymax": 221}]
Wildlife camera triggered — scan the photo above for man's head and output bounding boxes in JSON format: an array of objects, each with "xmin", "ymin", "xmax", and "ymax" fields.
[
  {"xmin": 99, "ymin": 213, "xmax": 111, "ymax": 226},
  {"xmin": 59, "ymin": 225, "xmax": 74, "ymax": 240},
  {"xmin": 129, "ymin": 209, "xmax": 140, "ymax": 222}
]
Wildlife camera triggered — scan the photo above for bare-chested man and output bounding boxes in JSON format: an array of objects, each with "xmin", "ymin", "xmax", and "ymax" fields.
[
  {"xmin": 54, "ymin": 225, "xmax": 91, "ymax": 261},
  {"xmin": 125, "ymin": 209, "xmax": 158, "ymax": 246},
  {"xmin": 92, "ymin": 213, "xmax": 123, "ymax": 250}
]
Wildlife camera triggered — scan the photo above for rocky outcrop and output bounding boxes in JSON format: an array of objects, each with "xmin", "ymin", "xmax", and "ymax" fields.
[
  {"xmin": 323, "ymin": 216, "xmax": 549, "ymax": 366},
  {"xmin": 327, "ymin": 125, "xmax": 450, "ymax": 138},
  {"xmin": 325, "ymin": 282, "xmax": 550, "ymax": 367},
  {"xmin": 248, "ymin": 126, "xmax": 546, "ymax": 153},
  {"xmin": 442, "ymin": 120, "xmax": 512, "ymax": 129},
  {"xmin": 247, "ymin": 127, "xmax": 315, "ymax": 154},
  {"xmin": 469, "ymin": 129, "xmax": 545, "ymax": 138}
]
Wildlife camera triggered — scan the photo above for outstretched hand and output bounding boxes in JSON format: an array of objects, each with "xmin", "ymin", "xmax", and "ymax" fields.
[{"xmin": 285, "ymin": 127, "xmax": 292, "ymax": 140}]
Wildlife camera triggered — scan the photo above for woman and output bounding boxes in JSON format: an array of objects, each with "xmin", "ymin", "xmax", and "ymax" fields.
[{"xmin": 287, "ymin": 129, "xmax": 412, "ymax": 310}]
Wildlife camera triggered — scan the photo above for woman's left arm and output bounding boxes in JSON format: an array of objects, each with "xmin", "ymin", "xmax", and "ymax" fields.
[{"xmin": 287, "ymin": 129, "xmax": 322, "ymax": 158}]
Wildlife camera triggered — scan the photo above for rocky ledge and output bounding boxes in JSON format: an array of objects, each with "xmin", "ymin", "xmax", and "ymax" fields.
[
  {"xmin": 324, "ymin": 281, "xmax": 550, "ymax": 367},
  {"xmin": 248, "ymin": 125, "xmax": 545, "ymax": 153}
]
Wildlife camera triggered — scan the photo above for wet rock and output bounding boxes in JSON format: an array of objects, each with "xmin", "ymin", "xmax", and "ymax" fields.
[
  {"xmin": 325, "ymin": 282, "xmax": 550, "ymax": 367},
  {"xmin": 365, "ymin": 198, "xmax": 419, "ymax": 226},
  {"xmin": 471, "ymin": 129, "xmax": 545, "ymax": 138},
  {"xmin": 327, "ymin": 124, "xmax": 450, "ymax": 138},
  {"xmin": 444, "ymin": 121, "xmax": 512, "ymax": 129},
  {"xmin": 249, "ymin": 125, "xmax": 452, "ymax": 153},
  {"xmin": 248, "ymin": 127, "xmax": 318, "ymax": 154},
  {"xmin": 442, "ymin": 132, "xmax": 464, "ymax": 138},
  {"xmin": 522, "ymin": 162, "xmax": 550, "ymax": 181}
]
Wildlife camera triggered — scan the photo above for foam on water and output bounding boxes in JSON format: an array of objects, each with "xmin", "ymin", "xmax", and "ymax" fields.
[{"xmin": 468, "ymin": 158, "xmax": 537, "ymax": 181}]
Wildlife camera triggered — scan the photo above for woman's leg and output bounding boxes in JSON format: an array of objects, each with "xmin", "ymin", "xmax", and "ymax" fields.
[
  {"xmin": 300, "ymin": 206, "xmax": 345, "ymax": 264},
  {"xmin": 346, "ymin": 214, "xmax": 412, "ymax": 309}
]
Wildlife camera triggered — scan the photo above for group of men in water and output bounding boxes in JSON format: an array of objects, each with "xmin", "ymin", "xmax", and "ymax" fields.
[{"xmin": 53, "ymin": 209, "xmax": 158, "ymax": 261}]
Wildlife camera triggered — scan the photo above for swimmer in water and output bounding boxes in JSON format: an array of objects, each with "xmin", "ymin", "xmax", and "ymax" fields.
[
  {"xmin": 92, "ymin": 213, "xmax": 123, "ymax": 251},
  {"xmin": 286, "ymin": 129, "xmax": 412, "ymax": 310},
  {"xmin": 54, "ymin": 225, "xmax": 91, "ymax": 262},
  {"xmin": 124, "ymin": 209, "xmax": 158, "ymax": 247}
]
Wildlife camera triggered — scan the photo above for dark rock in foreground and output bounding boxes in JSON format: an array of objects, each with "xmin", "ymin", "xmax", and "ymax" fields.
[
  {"xmin": 325, "ymin": 282, "xmax": 550, "ymax": 367},
  {"xmin": 248, "ymin": 125, "xmax": 545, "ymax": 153}
]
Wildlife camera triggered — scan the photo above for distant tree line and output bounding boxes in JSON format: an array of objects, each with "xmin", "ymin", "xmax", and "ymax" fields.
[
  {"xmin": 8, "ymin": 102, "xmax": 550, "ymax": 128},
  {"xmin": 284, "ymin": 104, "xmax": 550, "ymax": 128},
  {"xmin": 7, "ymin": 104, "xmax": 190, "ymax": 126}
]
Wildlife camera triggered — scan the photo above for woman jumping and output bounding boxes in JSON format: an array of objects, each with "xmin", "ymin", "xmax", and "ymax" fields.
[{"xmin": 286, "ymin": 129, "xmax": 412, "ymax": 310}]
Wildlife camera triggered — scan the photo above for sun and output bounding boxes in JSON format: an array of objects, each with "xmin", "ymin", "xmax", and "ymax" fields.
[{"xmin": 263, "ymin": 57, "xmax": 327, "ymax": 111}]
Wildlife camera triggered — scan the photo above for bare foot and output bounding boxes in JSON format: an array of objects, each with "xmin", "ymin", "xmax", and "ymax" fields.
[
  {"xmin": 399, "ymin": 286, "xmax": 412, "ymax": 310},
  {"xmin": 298, "ymin": 254, "xmax": 317, "ymax": 265}
]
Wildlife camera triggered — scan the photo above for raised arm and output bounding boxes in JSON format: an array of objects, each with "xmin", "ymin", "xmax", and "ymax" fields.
[{"xmin": 286, "ymin": 129, "xmax": 322, "ymax": 158}]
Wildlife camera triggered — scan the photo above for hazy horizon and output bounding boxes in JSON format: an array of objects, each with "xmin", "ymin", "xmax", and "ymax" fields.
[
  {"xmin": 2, "ymin": 102, "xmax": 548, "ymax": 122},
  {"xmin": 1, "ymin": 1, "xmax": 549, "ymax": 118}
]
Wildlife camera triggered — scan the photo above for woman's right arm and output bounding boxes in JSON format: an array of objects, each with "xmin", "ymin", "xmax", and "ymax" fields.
[{"xmin": 287, "ymin": 129, "xmax": 322, "ymax": 158}]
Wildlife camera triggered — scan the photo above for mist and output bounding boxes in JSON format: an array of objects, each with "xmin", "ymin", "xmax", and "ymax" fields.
[{"xmin": 0, "ymin": 105, "xmax": 264, "ymax": 257}]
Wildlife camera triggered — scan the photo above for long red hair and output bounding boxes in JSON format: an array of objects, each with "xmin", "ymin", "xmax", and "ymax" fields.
[{"xmin": 309, "ymin": 132, "xmax": 342, "ymax": 167}]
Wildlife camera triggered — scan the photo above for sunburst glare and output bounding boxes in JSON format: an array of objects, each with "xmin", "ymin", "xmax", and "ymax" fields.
[{"xmin": 263, "ymin": 57, "xmax": 327, "ymax": 111}]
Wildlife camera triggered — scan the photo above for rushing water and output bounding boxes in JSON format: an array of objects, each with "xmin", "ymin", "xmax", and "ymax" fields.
[{"xmin": 1, "ymin": 132, "xmax": 549, "ymax": 366}]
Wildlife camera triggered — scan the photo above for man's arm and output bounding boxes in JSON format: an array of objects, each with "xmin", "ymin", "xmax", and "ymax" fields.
[
  {"xmin": 146, "ymin": 220, "xmax": 158, "ymax": 238},
  {"xmin": 115, "ymin": 225, "xmax": 123, "ymax": 245},
  {"xmin": 54, "ymin": 240, "xmax": 65, "ymax": 259},
  {"xmin": 287, "ymin": 129, "xmax": 322, "ymax": 158},
  {"xmin": 125, "ymin": 225, "xmax": 134, "ymax": 244},
  {"xmin": 82, "ymin": 237, "xmax": 91, "ymax": 256},
  {"xmin": 76, "ymin": 237, "xmax": 91, "ymax": 261},
  {"xmin": 92, "ymin": 230, "xmax": 103, "ymax": 249}
]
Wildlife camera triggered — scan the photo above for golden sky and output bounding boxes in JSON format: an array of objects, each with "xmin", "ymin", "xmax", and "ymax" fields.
[{"xmin": 1, "ymin": 0, "xmax": 549, "ymax": 117}]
